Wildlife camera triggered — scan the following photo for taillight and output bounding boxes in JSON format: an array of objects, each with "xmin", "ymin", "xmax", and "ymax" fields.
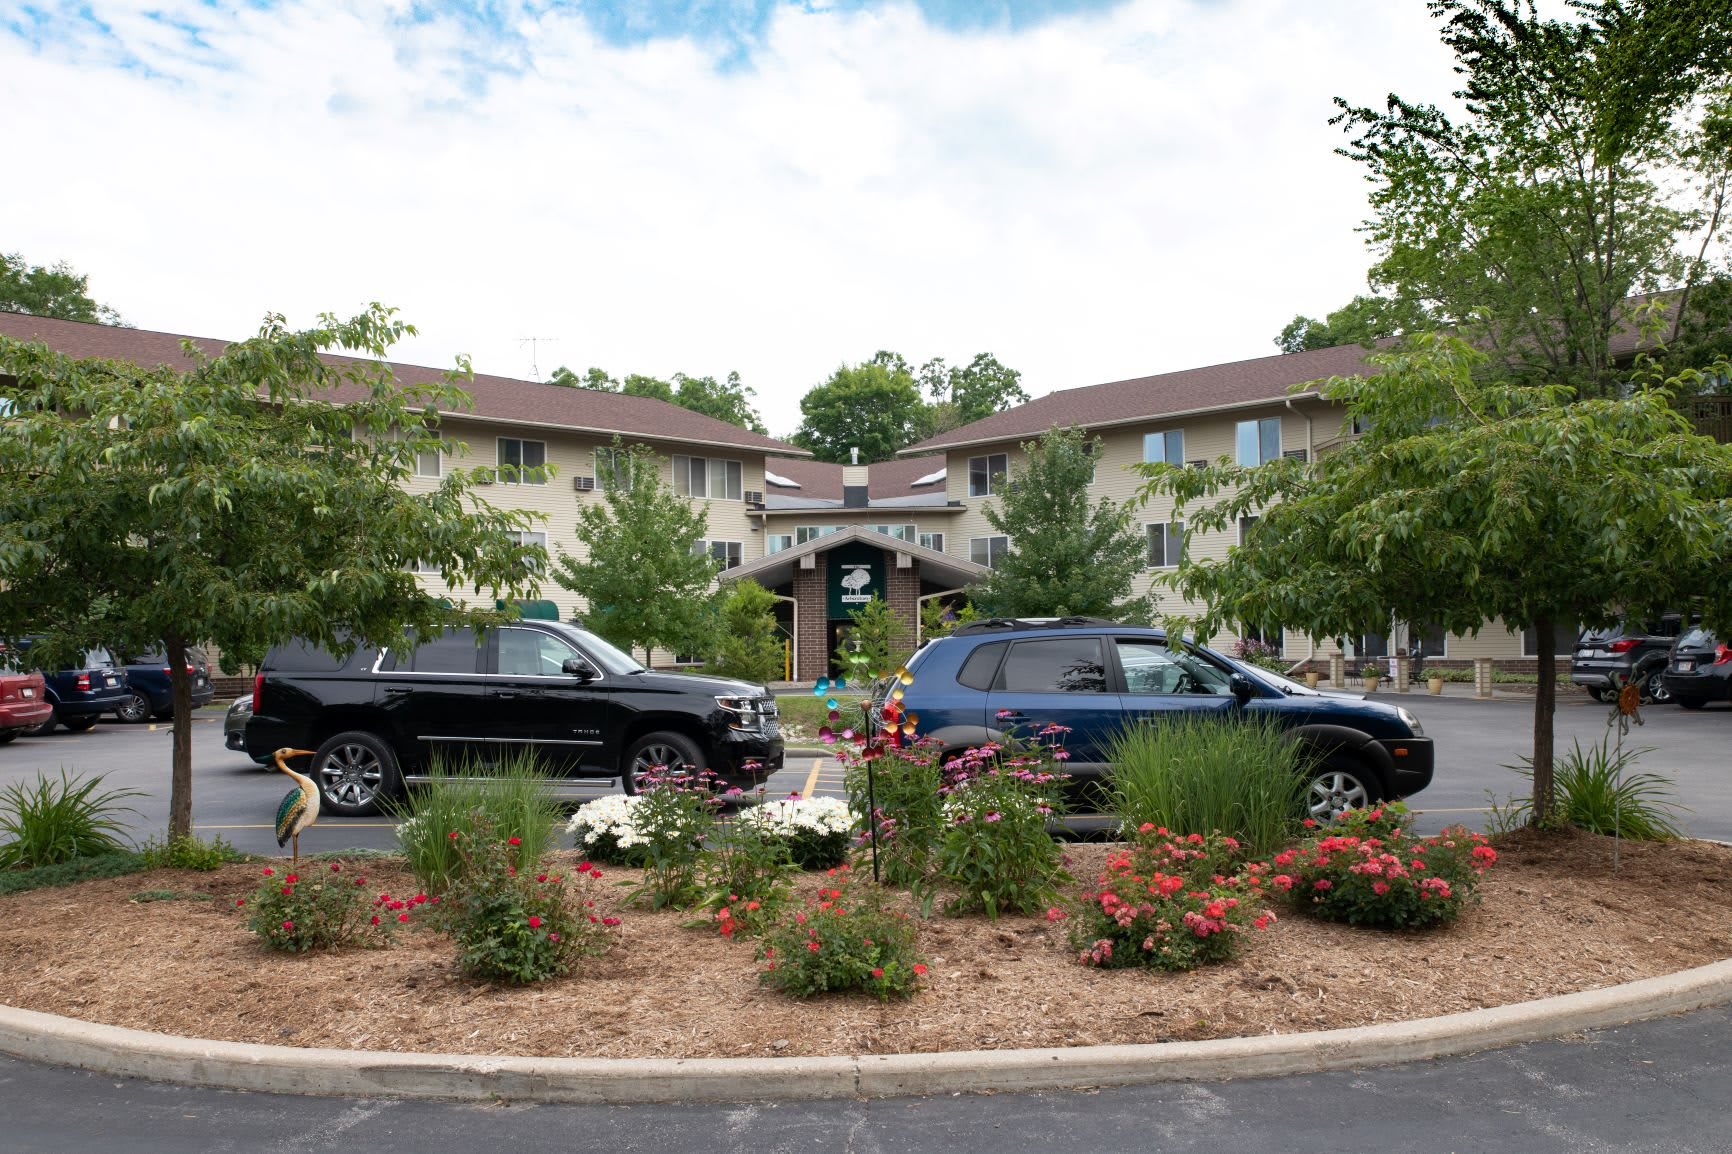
[
  {"xmin": 1714, "ymin": 644, "xmax": 1732, "ymax": 667},
  {"xmin": 75, "ymin": 673, "xmax": 90, "ymax": 691},
  {"xmin": 1608, "ymin": 638, "xmax": 1641, "ymax": 653},
  {"xmin": 162, "ymin": 667, "xmax": 173, "ymax": 674},
  {"xmin": 253, "ymin": 672, "xmax": 265, "ymax": 712}
]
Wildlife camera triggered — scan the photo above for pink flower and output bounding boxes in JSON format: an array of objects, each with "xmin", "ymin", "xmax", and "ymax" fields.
[
  {"xmin": 548, "ymin": 933, "xmax": 560, "ymax": 942},
  {"xmin": 281, "ymin": 920, "xmax": 294, "ymax": 932},
  {"xmin": 602, "ymin": 916, "xmax": 621, "ymax": 926}
]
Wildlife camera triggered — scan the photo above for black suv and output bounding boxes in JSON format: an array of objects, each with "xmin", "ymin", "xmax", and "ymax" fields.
[
  {"xmin": 868, "ymin": 618, "xmax": 1433, "ymax": 820},
  {"xmin": 1570, "ymin": 615, "xmax": 1688, "ymax": 704},
  {"xmin": 244, "ymin": 622, "xmax": 783, "ymax": 815}
]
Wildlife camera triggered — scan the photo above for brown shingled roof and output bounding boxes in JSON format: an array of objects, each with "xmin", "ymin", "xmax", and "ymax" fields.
[
  {"xmin": 764, "ymin": 455, "xmax": 949, "ymax": 500},
  {"xmin": 899, "ymin": 343, "xmax": 1380, "ymax": 455},
  {"xmin": 0, "ymin": 313, "xmax": 809, "ymax": 456}
]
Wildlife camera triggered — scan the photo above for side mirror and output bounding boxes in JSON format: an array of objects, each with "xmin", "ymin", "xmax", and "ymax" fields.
[
  {"xmin": 562, "ymin": 657, "xmax": 599, "ymax": 681},
  {"xmin": 1229, "ymin": 673, "xmax": 1255, "ymax": 704}
]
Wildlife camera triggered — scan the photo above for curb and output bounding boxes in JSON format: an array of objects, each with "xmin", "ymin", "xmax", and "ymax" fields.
[{"xmin": 4, "ymin": 958, "xmax": 1731, "ymax": 1103}]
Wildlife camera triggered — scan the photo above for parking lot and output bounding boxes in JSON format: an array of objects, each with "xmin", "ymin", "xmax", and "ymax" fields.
[{"xmin": 0, "ymin": 692, "xmax": 1725, "ymax": 858}]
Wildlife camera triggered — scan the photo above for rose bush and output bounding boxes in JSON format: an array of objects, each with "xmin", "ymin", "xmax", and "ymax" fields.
[
  {"xmin": 1273, "ymin": 824, "xmax": 1497, "ymax": 929},
  {"xmin": 242, "ymin": 861, "xmax": 418, "ymax": 953},
  {"xmin": 758, "ymin": 866, "xmax": 927, "ymax": 1000}
]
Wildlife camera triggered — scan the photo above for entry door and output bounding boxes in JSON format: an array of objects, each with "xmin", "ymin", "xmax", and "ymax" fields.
[
  {"xmin": 982, "ymin": 635, "xmax": 1124, "ymax": 777},
  {"xmin": 1112, "ymin": 637, "xmax": 1239, "ymax": 725},
  {"xmin": 379, "ymin": 629, "xmax": 487, "ymax": 770},
  {"xmin": 483, "ymin": 627, "xmax": 608, "ymax": 776}
]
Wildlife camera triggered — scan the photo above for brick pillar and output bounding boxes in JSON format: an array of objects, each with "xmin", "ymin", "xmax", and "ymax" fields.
[
  {"xmin": 883, "ymin": 555, "xmax": 921, "ymax": 666},
  {"xmin": 793, "ymin": 555, "xmax": 828, "ymax": 683}
]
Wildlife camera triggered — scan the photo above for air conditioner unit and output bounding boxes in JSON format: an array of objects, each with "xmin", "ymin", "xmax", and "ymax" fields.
[
  {"xmin": 573, "ymin": 476, "xmax": 596, "ymax": 492},
  {"xmin": 1187, "ymin": 459, "xmax": 1207, "ymax": 470},
  {"xmin": 744, "ymin": 489, "xmax": 764, "ymax": 505},
  {"xmin": 1282, "ymin": 448, "xmax": 1309, "ymax": 462}
]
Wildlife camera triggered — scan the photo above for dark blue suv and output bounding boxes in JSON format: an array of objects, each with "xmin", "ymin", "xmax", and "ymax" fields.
[{"xmin": 869, "ymin": 618, "xmax": 1434, "ymax": 819}]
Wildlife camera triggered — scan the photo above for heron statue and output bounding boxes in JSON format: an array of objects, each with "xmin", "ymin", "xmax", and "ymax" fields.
[{"xmin": 271, "ymin": 748, "xmax": 320, "ymax": 865}]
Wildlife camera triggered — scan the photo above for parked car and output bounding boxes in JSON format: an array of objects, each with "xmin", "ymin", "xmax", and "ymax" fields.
[
  {"xmin": 1663, "ymin": 627, "xmax": 1732, "ymax": 710},
  {"xmin": 224, "ymin": 693, "xmax": 270, "ymax": 763},
  {"xmin": 114, "ymin": 646, "xmax": 216, "ymax": 722},
  {"xmin": 0, "ymin": 648, "xmax": 53, "ymax": 744},
  {"xmin": 11, "ymin": 639, "xmax": 131, "ymax": 735},
  {"xmin": 244, "ymin": 622, "xmax": 784, "ymax": 816},
  {"xmin": 867, "ymin": 617, "xmax": 1433, "ymax": 820},
  {"xmin": 1570, "ymin": 616, "xmax": 1688, "ymax": 704}
]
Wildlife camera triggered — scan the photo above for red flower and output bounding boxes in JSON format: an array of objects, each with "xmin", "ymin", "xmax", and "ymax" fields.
[
  {"xmin": 261, "ymin": 867, "xmax": 274, "ymax": 876},
  {"xmin": 548, "ymin": 933, "xmax": 560, "ymax": 943},
  {"xmin": 577, "ymin": 861, "xmax": 593, "ymax": 873},
  {"xmin": 285, "ymin": 873, "xmax": 299, "ymax": 883},
  {"xmin": 448, "ymin": 830, "xmax": 459, "ymax": 839},
  {"xmin": 281, "ymin": 886, "xmax": 293, "ymax": 896},
  {"xmin": 397, "ymin": 912, "xmax": 409, "ymax": 923},
  {"xmin": 528, "ymin": 915, "xmax": 542, "ymax": 929},
  {"xmin": 329, "ymin": 862, "xmax": 341, "ymax": 872},
  {"xmin": 281, "ymin": 920, "xmax": 294, "ymax": 932},
  {"xmin": 508, "ymin": 836, "xmax": 521, "ymax": 846},
  {"xmin": 871, "ymin": 968, "xmax": 884, "ymax": 979},
  {"xmin": 912, "ymin": 963, "xmax": 927, "ymax": 976},
  {"xmin": 807, "ymin": 941, "xmax": 820, "ymax": 953},
  {"xmin": 602, "ymin": 916, "xmax": 621, "ymax": 926},
  {"xmin": 371, "ymin": 915, "xmax": 381, "ymax": 926}
]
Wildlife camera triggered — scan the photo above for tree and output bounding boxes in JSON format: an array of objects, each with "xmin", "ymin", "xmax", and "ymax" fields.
[
  {"xmin": 834, "ymin": 595, "xmax": 912, "ymax": 681},
  {"xmin": 707, "ymin": 579, "xmax": 786, "ymax": 684},
  {"xmin": 545, "ymin": 366, "xmax": 766, "ymax": 432},
  {"xmin": 1133, "ymin": 335, "xmax": 1732, "ymax": 822},
  {"xmin": 547, "ymin": 365, "xmax": 615, "ymax": 390},
  {"xmin": 1275, "ymin": 294, "xmax": 1434, "ymax": 354},
  {"xmin": 1333, "ymin": 0, "xmax": 1732, "ymax": 396},
  {"xmin": 0, "ymin": 306, "xmax": 544, "ymax": 840},
  {"xmin": 550, "ymin": 440, "xmax": 716, "ymax": 665},
  {"xmin": 917, "ymin": 352, "xmax": 1030, "ymax": 434},
  {"xmin": 1, "ymin": 251, "xmax": 124, "ymax": 325},
  {"xmin": 972, "ymin": 425, "xmax": 1153, "ymax": 621},
  {"xmin": 791, "ymin": 355, "xmax": 926, "ymax": 463}
]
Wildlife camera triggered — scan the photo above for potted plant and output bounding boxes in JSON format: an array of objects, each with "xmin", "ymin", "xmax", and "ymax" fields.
[
  {"xmin": 1303, "ymin": 670, "xmax": 1322, "ymax": 689},
  {"xmin": 1361, "ymin": 665, "xmax": 1382, "ymax": 692},
  {"xmin": 1425, "ymin": 666, "xmax": 1446, "ymax": 695}
]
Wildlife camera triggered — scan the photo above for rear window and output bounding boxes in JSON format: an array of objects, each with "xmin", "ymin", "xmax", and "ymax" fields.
[
  {"xmin": 82, "ymin": 648, "xmax": 117, "ymax": 669},
  {"xmin": 264, "ymin": 640, "xmax": 351, "ymax": 673},
  {"xmin": 384, "ymin": 629, "xmax": 481, "ymax": 675},
  {"xmin": 1678, "ymin": 628, "xmax": 1715, "ymax": 649},
  {"xmin": 956, "ymin": 641, "xmax": 1007, "ymax": 691},
  {"xmin": 995, "ymin": 637, "xmax": 1108, "ymax": 694}
]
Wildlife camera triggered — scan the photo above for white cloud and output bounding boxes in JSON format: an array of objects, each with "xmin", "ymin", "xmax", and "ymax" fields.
[{"xmin": 1, "ymin": 0, "xmax": 1459, "ymax": 437}]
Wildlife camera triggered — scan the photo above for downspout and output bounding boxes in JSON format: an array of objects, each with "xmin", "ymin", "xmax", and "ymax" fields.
[
  {"xmin": 1285, "ymin": 397, "xmax": 1317, "ymax": 675},
  {"xmin": 770, "ymin": 593, "xmax": 797, "ymax": 683}
]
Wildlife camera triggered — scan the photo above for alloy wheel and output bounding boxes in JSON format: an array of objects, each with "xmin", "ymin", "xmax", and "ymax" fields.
[{"xmin": 318, "ymin": 742, "xmax": 384, "ymax": 809}]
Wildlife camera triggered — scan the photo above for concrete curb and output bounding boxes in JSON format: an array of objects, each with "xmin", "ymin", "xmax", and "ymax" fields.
[{"xmin": 4, "ymin": 958, "xmax": 1731, "ymax": 1103}]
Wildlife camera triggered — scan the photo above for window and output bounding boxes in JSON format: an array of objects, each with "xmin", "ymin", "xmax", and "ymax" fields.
[
  {"xmin": 766, "ymin": 533, "xmax": 794, "ymax": 554},
  {"xmin": 956, "ymin": 642, "xmax": 1007, "ymax": 690},
  {"xmin": 796, "ymin": 525, "xmax": 841, "ymax": 544},
  {"xmin": 1235, "ymin": 417, "xmax": 1281, "ymax": 466},
  {"xmin": 1146, "ymin": 521, "xmax": 1184, "ymax": 568},
  {"xmin": 694, "ymin": 539, "xmax": 743, "ymax": 570},
  {"xmin": 416, "ymin": 445, "xmax": 442, "ymax": 478},
  {"xmin": 1143, "ymin": 429, "xmax": 1184, "ymax": 466},
  {"xmin": 1355, "ymin": 631, "xmax": 1388, "ymax": 659},
  {"xmin": 970, "ymin": 535, "xmax": 1009, "ymax": 568},
  {"xmin": 1116, "ymin": 639, "xmax": 1232, "ymax": 695},
  {"xmin": 1238, "ymin": 515, "xmax": 1259, "ymax": 545},
  {"xmin": 995, "ymin": 638, "xmax": 1107, "ymax": 693},
  {"xmin": 673, "ymin": 454, "xmax": 743, "ymax": 500},
  {"xmin": 968, "ymin": 453, "xmax": 1008, "ymax": 497},
  {"xmin": 508, "ymin": 530, "xmax": 548, "ymax": 574},
  {"xmin": 918, "ymin": 531, "xmax": 945, "ymax": 552},
  {"xmin": 1241, "ymin": 622, "xmax": 1284, "ymax": 656},
  {"xmin": 394, "ymin": 629, "xmax": 481, "ymax": 674},
  {"xmin": 498, "ymin": 437, "xmax": 547, "ymax": 485},
  {"xmin": 595, "ymin": 446, "xmax": 631, "ymax": 489},
  {"xmin": 866, "ymin": 524, "xmax": 917, "ymax": 542},
  {"xmin": 404, "ymin": 558, "xmax": 441, "ymax": 575},
  {"xmin": 1410, "ymin": 622, "xmax": 1447, "ymax": 658},
  {"xmin": 1522, "ymin": 622, "xmax": 1578, "ymax": 658},
  {"xmin": 496, "ymin": 628, "xmax": 583, "ymax": 677}
]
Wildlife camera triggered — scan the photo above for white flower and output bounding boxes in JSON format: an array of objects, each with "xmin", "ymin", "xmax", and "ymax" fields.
[
  {"xmin": 566, "ymin": 794, "xmax": 643, "ymax": 842},
  {"xmin": 738, "ymin": 796, "xmax": 858, "ymax": 838}
]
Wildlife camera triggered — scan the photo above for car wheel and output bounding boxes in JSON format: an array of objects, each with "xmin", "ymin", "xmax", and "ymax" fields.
[
  {"xmin": 1676, "ymin": 697, "xmax": 1708, "ymax": 711},
  {"xmin": 1638, "ymin": 667, "xmax": 1672, "ymax": 705},
  {"xmin": 59, "ymin": 716, "xmax": 99, "ymax": 733},
  {"xmin": 621, "ymin": 731, "xmax": 707, "ymax": 795},
  {"xmin": 24, "ymin": 712, "xmax": 57, "ymax": 737},
  {"xmin": 311, "ymin": 731, "xmax": 401, "ymax": 816},
  {"xmin": 0, "ymin": 730, "xmax": 16, "ymax": 745},
  {"xmin": 1304, "ymin": 756, "xmax": 1382, "ymax": 822},
  {"xmin": 115, "ymin": 691, "xmax": 153, "ymax": 724},
  {"xmin": 1585, "ymin": 686, "xmax": 1608, "ymax": 703}
]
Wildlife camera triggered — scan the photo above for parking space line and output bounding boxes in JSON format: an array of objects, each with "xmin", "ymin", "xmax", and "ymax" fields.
[{"xmin": 801, "ymin": 757, "xmax": 823, "ymax": 798}]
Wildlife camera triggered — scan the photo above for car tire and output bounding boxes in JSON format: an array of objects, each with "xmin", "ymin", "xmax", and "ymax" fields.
[
  {"xmin": 1676, "ymin": 697, "xmax": 1708, "ymax": 711},
  {"xmin": 1638, "ymin": 667, "xmax": 1672, "ymax": 705},
  {"xmin": 621, "ymin": 730, "xmax": 707, "ymax": 795},
  {"xmin": 115, "ymin": 691, "xmax": 153, "ymax": 724},
  {"xmin": 1304, "ymin": 755, "xmax": 1383, "ymax": 822},
  {"xmin": 311, "ymin": 731, "xmax": 402, "ymax": 816},
  {"xmin": 1586, "ymin": 686, "xmax": 1609, "ymax": 703},
  {"xmin": 0, "ymin": 730, "xmax": 16, "ymax": 745},
  {"xmin": 59, "ymin": 715, "xmax": 99, "ymax": 733},
  {"xmin": 24, "ymin": 712, "xmax": 56, "ymax": 737}
]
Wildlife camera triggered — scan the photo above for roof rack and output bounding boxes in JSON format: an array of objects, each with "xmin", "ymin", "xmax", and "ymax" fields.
[{"xmin": 951, "ymin": 616, "xmax": 1121, "ymax": 636}]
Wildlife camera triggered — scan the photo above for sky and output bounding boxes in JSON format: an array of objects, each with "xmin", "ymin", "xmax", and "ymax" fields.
[{"xmin": 1, "ymin": 0, "xmax": 1463, "ymax": 439}]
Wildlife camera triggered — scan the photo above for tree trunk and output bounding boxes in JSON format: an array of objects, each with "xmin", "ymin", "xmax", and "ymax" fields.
[
  {"xmin": 1531, "ymin": 614, "xmax": 1556, "ymax": 825},
  {"xmin": 165, "ymin": 629, "xmax": 194, "ymax": 842}
]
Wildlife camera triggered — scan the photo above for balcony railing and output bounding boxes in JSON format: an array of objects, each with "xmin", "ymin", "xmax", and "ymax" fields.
[{"xmin": 1690, "ymin": 396, "xmax": 1732, "ymax": 444}]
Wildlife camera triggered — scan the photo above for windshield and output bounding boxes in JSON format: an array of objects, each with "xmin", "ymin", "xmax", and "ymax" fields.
[
  {"xmin": 563, "ymin": 625, "xmax": 645, "ymax": 676},
  {"xmin": 1678, "ymin": 627, "xmax": 1716, "ymax": 649}
]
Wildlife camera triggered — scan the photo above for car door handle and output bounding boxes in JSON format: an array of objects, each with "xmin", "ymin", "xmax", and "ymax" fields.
[
  {"xmin": 496, "ymin": 690, "xmax": 519, "ymax": 699},
  {"xmin": 995, "ymin": 711, "xmax": 1027, "ymax": 723},
  {"xmin": 384, "ymin": 686, "xmax": 411, "ymax": 695}
]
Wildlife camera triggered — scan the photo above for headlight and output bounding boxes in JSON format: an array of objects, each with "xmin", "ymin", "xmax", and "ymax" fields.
[
  {"xmin": 716, "ymin": 695, "xmax": 764, "ymax": 731},
  {"xmin": 1395, "ymin": 707, "xmax": 1423, "ymax": 737}
]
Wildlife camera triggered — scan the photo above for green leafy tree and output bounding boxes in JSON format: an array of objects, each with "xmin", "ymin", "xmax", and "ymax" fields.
[
  {"xmin": 916, "ymin": 352, "xmax": 1030, "ymax": 435},
  {"xmin": 551, "ymin": 440, "xmax": 716, "ymax": 665},
  {"xmin": 972, "ymin": 426, "xmax": 1152, "ymax": 621},
  {"xmin": 791, "ymin": 355, "xmax": 927, "ymax": 463},
  {"xmin": 1, "ymin": 251, "xmax": 124, "ymax": 325},
  {"xmin": 547, "ymin": 365, "xmax": 616, "ymax": 390},
  {"xmin": 0, "ymin": 306, "xmax": 544, "ymax": 840},
  {"xmin": 1133, "ymin": 335, "xmax": 1732, "ymax": 823},
  {"xmin": 919, "ymin": 598, "xmax": 976, "ymax": 641},
  {"xmin": 1276, "ymin": 294, "xmax": 1434, "ymax": 354},
  {"xmin": 707, "ymin": 579, "xmax": 786, "ymax": 684},
  {"xmin": 1333, "ymin": 0, "xmax": 1732, "ymax": 395},
  {"xmin": 834, "ymin": 595, "xmax": 912, "ymax": 681},
  {"xmin": 545, "ymin": 366, "xmax": 765, "ymax": 432}
]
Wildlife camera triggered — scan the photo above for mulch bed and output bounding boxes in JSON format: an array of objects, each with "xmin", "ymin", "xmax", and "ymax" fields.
[{"xmin": 1, "ymin": 828, "xmax": 1728, "ymax": 1059}]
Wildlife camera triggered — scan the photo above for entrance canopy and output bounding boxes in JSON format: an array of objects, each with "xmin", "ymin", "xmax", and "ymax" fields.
[{"xmin": 720, "ymin": 525, "xmax": 988, "ymax": 590}]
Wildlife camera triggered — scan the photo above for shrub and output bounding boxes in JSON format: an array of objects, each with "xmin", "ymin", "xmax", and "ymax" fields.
[
  {"xmin": 1317, "ymin": 800, "xmax": 1414, "ymax": 842},
  {"xmin": 615, "ymin": 770, "xmax": 724, "ymax": 910},
  {"xmin": 1106, "ymin": 715, "xmax": 1306, "ymax": 857},
  {"xmin": 758, "ymin": 866, "xmax": 927, "ymax": 1000},
  {"xmin": 438, "ymin": 830, "xmax": 617, "ymax": 984},
  {"xmin": 1070, "ymin": 826, "xmax": 1276, "ymax": 971},
  {"xmin": 0, "ymin": 851, "xmax": 146, "ymax": 896},
  {"xmin": 706, "ymin": 578, "xmax": 786, "ymax": 684},
  {"xmin": 1273, "ymin": 825, "xmax": 1497, "ymax": 929},
  {"xmin": 1502, "ymin": 738, "xmax": 1686, "ymax": 840},
  {"xmin": 393, "ymin": 751, "xmax": 564, "ymax": 894},
  {"xmin": 935, "ymin": 737, "xmax": 1069, "ymax": 919},
  {"xmin": 243, "ymin": 861, "xmax": 416, "ymax": 952},
  {"xmin": 734, "ymin": 795, "xmax": 857, "ymax": 870},
  {"xmin": 1232, "ymin": 638, "xmax": 1288, "ymax": 672},
  {"xmin": 695, "ymin": 818, "xmax": 795, "ymax": 939},
  {"xmin": 137, "ymin": 833, "xmax": 240, "ymax": 871},
  {"xmin": 842, "ymin": 739, "xmax": 945, "ymax": 887},
  {"xmin": 0, "ymin": 770, "xmax": 142, "ymax": 870}
]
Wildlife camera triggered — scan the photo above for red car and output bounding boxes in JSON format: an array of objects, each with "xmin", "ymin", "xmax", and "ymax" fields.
[{"xmin": 0, "ymin": 659, "xmax": 53, "ymax": 744}]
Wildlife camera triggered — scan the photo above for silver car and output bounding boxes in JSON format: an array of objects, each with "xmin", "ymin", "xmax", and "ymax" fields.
[{"xmin": 224, "ymin": 694, "xmax": 270, "ymax": 764}]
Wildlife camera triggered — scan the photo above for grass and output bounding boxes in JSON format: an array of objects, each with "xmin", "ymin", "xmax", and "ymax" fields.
[
  {"xmin": 390, "ymin": 750, "xmax": 566, "ymax": 894},
  {"xmin": 777, "ymin": 692, "xmax": 871, "ymax": 740},
  {"xmin": 1498, "ymin": 738, "xmax": 1687, "ymax": 840},
  {"xmin": 0, "ymin": 851, "xmax": 148, "ymax": 895},
  {"xmin": 1104, "ymin": 715, "xmax": 1307, "ymax": 856},
  {"xmin": 137, "ymin": 833, "xmax": 243, "ymax": 871},
  {"xmin": 0, "ymin": 770, "xmax": 143, "ymax": 870}
]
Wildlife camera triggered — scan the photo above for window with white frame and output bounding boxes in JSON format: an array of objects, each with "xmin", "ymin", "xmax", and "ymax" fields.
[
  {"xmin": 1235, "ymin": 417, "xmax": 1281, "ymax": 466},
  {"xmin": 508, "ymin": 530, "xmax": 548, "ymax": 574},
  {"xmin": 497, "ymin": 437, "xmax": 548, "ymax": 485},
  {"xmin": 1145, "ymin": 521, "xmax": 1184, "ymax": 568},
  {"xmin": 796, "ymin": 525, "xmax": 841, "ymax": 544},
  {"xmin": 968, "ymin": 453, "xmax": 1008, "ymax": 497},
  {"xmin": 416, "ymin": 444, "xmax": 442, "ymax": 478},
  {"xmin": 1143, "ymin": 429, "xmax": 1184, "ymax": 466},
  {"xmin": 970, "ymin": 535, "xmax": 1009, "ymax": 568},
  {"xmin": 672, "ymin": 454, "xmax": 743, "ymax": 500},
  {"xmin": 918, "ymin": 531, "xmax": 945, "ymax": 552},
  {"xmin": 766, "ymin": 533, "xmax": 794, "ymax": 554},
  {"xmin": 693, "ymin": 539, "xmax": 743, "ymax": 570},
  {"xmin": 403, "ymin": 558, "xmax": 441, "ymax": 575},
  {"xmin": 1238, "ymin": 514, "xmax": 1259, "ymax": 545},
  {"xmin": 595, "ymin": 445, "xmax": 631, "ymax": 489},
  {"xmin": 866, "ymin": 524, "xmax": 917, "ymax": 542}
]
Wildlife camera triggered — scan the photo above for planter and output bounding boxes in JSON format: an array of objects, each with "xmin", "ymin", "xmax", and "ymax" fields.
[
  {"xmin": 1362, "ymin": 675, "xmax": 1381, "ymax": 693},
  {"xmin": 1304, "ymin": 672, "xmax": 1322, "ymax": 689},
  {"xmin": 1428, "ymin": 676, "xmax": 1445, "ymax": 695}
]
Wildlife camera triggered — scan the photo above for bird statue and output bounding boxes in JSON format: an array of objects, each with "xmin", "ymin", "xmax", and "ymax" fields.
[{"xmin": 272, "ymin": 748, "xmax": 321, "ymax": 865}]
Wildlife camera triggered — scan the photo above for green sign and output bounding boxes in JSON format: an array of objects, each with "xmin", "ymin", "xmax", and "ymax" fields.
[{"xmin": 827, "ymin": 542, "xmax": 886, "ymax": 618}]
